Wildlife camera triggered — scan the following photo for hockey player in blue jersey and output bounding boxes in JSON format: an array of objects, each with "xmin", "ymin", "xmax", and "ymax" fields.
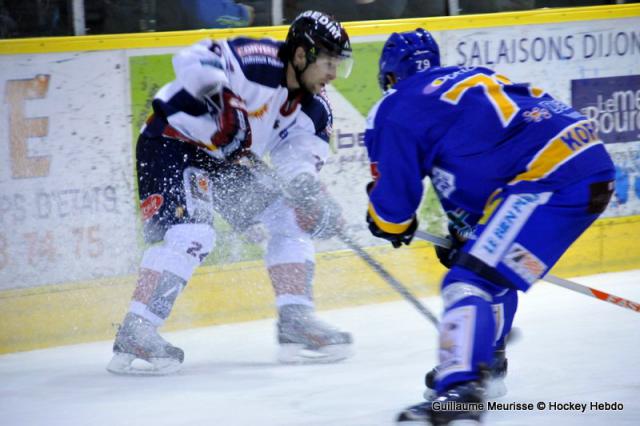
[
  {"xmin": 364, "ymin": 29, "xmax": 615, "ymax": 424},
  {"xmin": 107, "ymin": 11, "xmax": 354, "ymax": 375}
]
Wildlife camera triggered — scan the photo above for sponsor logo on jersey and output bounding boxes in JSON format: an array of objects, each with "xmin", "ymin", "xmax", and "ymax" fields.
[
  {"xmin": 249, "ymin": 103, "xmax": 269, "ymax": 119},
  {"xmin": 236, "ymin": 43, "xmax": 280, "ymax": 58},
  {"xmin": 502, "ymin": 242, "xmax": 546, "ymax": 284},
  {"xmin": 523, "ymin": 107, "xmax": 552, "ymax": 123},
  {"xmin": 235, "ymin": 43, "xmax": 283, "ymax": 68},
  {"xmin": 539, "ymin": 99, "xmax": 571, "ymax": 114},
  {"xmin": 277, "ymin": 119, "xmax": 297, "ymax": 140},
  {"xmin": 432, "ymin": 166, "xmax": 456, "ymax": 198},
  {"xmin": 471, "ymin": 192, "xmax": 550, "ymax": 266},
  {"xmin": 141, "ymin": 194, "xmax": 164, "ymax": 220}
]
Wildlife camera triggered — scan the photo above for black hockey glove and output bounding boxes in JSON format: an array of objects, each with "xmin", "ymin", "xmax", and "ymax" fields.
[
  {"xmin": 209, "ymin": 88, "xmax": 252, "ymax": 158},
  {"xmin": 435, "ymin": 227, "xmax": 466, "ymax": 268},
  {"xmin": 366, "ymin": 213, "xmax": 418, "ymax": 249},
  {"xmin": 286, "ymin": 173, "xmax": 344, "ymax": 240},
  {"xmin": 365, "ymin": 180, "xmax": 417, "ymax": 248}
]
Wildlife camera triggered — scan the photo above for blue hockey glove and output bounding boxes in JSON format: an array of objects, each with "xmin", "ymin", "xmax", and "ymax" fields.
[{"xmin": 366, "ymin": 213, "xmax": 418, "ymax": 249}]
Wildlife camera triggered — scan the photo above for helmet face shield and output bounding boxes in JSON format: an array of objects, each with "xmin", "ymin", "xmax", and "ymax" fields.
[{"xmin": 315, "ymin": 50, "xmax": 353, "ymax": 79}]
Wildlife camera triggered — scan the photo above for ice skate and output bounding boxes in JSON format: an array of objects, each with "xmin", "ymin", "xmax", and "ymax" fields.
[
  {"xmin": 276, "ymin": 305, "xmax": 353, "ymax": 364},
  {"xmin": 398, "ymin": 380, "xmax": 485, "ymax": 425},
  {"xmin": 106, "ymin": 313, "xmax": 184, "ymax": 376},
  {"xmin": 424, "ymin": 346, "xmax": 507, "ymax": 400}
]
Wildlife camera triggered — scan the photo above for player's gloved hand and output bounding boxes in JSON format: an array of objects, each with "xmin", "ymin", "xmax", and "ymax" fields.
[
  {"xmin": 365, "ymin": 180, "xmax": 375, "ymax": 194},
  {"xmin": 287, "ymin": 173, "xmax": 344, "ymax": 240},
  {"xmin": 366, "ymin": 213, "xmax": 418, "ymax": 249},
  {"xmin": 435, "ymin": 227, "xmax": 465, "ymax": 268},
  {"xmin": 365, "ymin": 180, "xmax": 417, "ymax": 248},
  {"xmin": 209, "ymin": 88, "xmax": 252, "ymax": 158},
  {"xmin": 295, "ymin": 196, "xmax": 344, "ymax": 239}
]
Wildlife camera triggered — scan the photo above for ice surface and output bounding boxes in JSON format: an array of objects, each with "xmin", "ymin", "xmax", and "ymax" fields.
[{"xmin": 1, "ymin": 270, "xmax": 639, "ymax": 425}]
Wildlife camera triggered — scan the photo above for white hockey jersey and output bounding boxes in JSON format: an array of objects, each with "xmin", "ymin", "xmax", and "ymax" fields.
[{"xmin": 142, "ymin": 37, "xmax": 333, "ymax": 184}]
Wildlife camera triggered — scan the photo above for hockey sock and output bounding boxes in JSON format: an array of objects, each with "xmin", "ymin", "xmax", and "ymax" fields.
[
  {"xmin": 269, "ymin": 261, "xmax": 315, "ymax": 313},
  {"xmin": 129, "ymin": 224, "xmax": 214, "ymax": 326}
]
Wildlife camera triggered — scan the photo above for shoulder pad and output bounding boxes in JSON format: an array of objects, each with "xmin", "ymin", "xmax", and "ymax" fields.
[
  {"xmin": 301, "ymin": 92, "xmax": 333, "ymax": 143},
  {"xmin": 227, "ymin": 37, "xmax": 285, "ymax": 88}
]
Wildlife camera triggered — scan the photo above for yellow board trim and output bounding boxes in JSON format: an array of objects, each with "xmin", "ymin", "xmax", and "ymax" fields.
[
  {"xmin": 1, "ymin": 215, "xmax": 639, "ymax": 354},
  {"xmin": 1, "ymin": 5, "xmax": 639, "ymax": 354},
  {"xmin": 0, "ymin": 242, "xmax": 444, "ymax": 354},
  {"xmin": 1, "ymin": 4, "xmax": 638, "ymax": 55}
]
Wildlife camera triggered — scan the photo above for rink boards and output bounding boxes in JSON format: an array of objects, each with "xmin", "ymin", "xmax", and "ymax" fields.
[{"xmin": 1, "ymin": 4, "xmax": 639, "ymax": 353}]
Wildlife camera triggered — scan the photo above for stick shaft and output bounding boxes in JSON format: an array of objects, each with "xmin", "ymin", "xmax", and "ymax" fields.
[
  {"xmin": 339, "ymin": 233, "xmax": 440, "ymax": 327},
  {"xmin": 414, "ymin": 230, "xmax": 640, "ymax": 314},
  {"xmin": 543, "ymin": 274, "xmax": 640, "ymax": 313}
]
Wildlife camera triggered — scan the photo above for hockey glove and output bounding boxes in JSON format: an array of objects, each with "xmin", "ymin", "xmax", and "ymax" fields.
[
  {"xmin": 286, "ymin": 173, "xmax": 344, "ymax": 240},
  {"xmin": 435, "ymin": 227, "xmax": 466, "ymax": 268},
  {"xmin": 209, "ymin": 88, "xmax": 252, "ymax": 158},
  {"xmin": 366, "ymin": 213, "xmax": 418, "ymax": 249}
]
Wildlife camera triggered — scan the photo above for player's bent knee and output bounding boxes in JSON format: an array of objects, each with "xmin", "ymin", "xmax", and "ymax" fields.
[
  {"xmin": 441, "ymin": 282, "xmax": 493, "ymax": 310},
  {"xmin": 265, "ymin": 233, "xmax": 314, "ymax": 267},
  {"xmin": 164, "ymin": 223, "xmax": 216, "ymax": 266},
  {"xmin": 443, "ymin": 263, "xmax": 514, "ymax": 297}
]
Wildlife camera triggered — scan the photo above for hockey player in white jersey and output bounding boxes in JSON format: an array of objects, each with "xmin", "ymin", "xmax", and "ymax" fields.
[{"xmin": 107, "ymin": 10, "xmax": 354, "ymax": 375}]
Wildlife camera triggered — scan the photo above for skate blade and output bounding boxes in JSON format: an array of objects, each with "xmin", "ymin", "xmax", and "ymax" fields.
[
  {"xmin": 423, "ymin": 378, "xmax": 506, "ymax": 400},
  {"xmin": 396, "ymin": 410, "xmax": 430, "ymax": 425},
  {"xmin": 277, "ymin": 343, "xmax": 353, "ymax": 364},
  {"xmin": 106, "ymin": 353, "xmax": 183, "ymax": 376},
  {"xmin": 397, "ymin": 416, "xmax": 481, "ymax": 426}
]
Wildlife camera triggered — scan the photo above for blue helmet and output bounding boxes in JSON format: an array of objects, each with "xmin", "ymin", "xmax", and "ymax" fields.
[{"xmin": 378, "ymin": 28, "xmax": 441, "ymax": 91}]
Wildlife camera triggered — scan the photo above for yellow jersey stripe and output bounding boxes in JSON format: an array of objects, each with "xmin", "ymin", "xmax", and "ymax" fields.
[
  {"xmin": 479, "ymin": 188, "xmax": 504, "ymax": 225},
  {"xmin": 368, "ymin": 203, "xmax": 413, "ymax": 234},
  {"xmin": 510, "ymin": 120, "xmax": 602, "ymax": 184}
]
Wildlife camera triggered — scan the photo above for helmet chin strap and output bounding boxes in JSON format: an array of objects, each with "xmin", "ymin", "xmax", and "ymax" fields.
[
  {"xmin": 291, "ymin": 48, "xmax": 317, "ymax": 94},
  {"xmin": 386, "ymin": 74, "xmax": 398, "ymax": 90}
]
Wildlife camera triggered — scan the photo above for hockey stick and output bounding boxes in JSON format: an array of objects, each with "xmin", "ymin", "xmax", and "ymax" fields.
[
  {"xmin": 338, "ymin": 232, "xmax": 440, "ymax": 327},
  {"xmin": 236, "ymin": 152, "xmax": 442, "ymax": 326},
  {"xmin": 414, "ymin": 229, "xmax": 640, "ymax": 314}
]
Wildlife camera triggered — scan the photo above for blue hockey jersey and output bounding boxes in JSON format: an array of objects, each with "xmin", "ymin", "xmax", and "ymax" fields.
[{"xmin": 364, "ymin": 66, "xmax": 614, "ymax": 236}]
